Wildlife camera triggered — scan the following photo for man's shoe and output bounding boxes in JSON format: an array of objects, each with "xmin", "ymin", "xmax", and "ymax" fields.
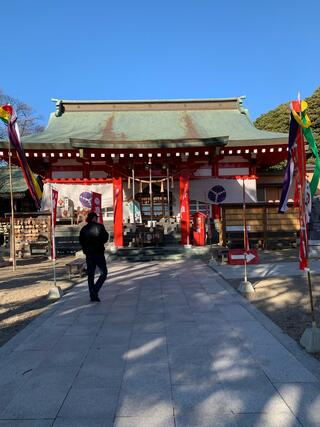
[{"xmin": 90, "ymin": 294, "xmax": 101, "ymax": 302}]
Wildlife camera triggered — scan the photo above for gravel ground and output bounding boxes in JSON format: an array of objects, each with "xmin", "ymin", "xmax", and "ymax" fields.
[{"xmin": 0, "ymin": 255, "xmax": 85, "ymax": 347}]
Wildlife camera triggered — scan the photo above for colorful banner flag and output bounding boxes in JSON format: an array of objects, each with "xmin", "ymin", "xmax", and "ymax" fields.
[
  {"xmin": 0, "ymin": 105, "xmax": 12, "ymax": 124},
  {"xmin": 278, "ymin": 100, "xmax": 313, "ymax": 270},
  {"xmin": 292, "ymin": 101, "xmax": 309, "ymax": 270},
  {"xmin": 278, "ymin": 114, "xmax": 298, "ymax": 213},
  {"xmin": 292, "ymin": 100, "xmax": 320, "ymax": 196},
  {"xmin": 91, "ymin": 192, "xmax": 103, "ymax": 224},
  {"xmin": 0, "ymin": 104, "xmax": 42, "ymax": 209}
]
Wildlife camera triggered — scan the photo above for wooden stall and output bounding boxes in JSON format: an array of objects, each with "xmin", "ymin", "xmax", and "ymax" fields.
[
  {"xmin": 221, "ymin": 203, "xmax": 300, "ymax": 249},
  {"xmin": 5, "ymin": 212, "xmax": 51, "ymax": 258}
]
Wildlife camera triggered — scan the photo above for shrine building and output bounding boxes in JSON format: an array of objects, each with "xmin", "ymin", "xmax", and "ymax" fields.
[{"xmin": 0, "ymin": 97, "xmax": 293, "ymax": 248}]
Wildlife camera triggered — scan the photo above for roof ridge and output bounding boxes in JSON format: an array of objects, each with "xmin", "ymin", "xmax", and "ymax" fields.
[{"xmin": 51, "ymin": 97, "xmax": 246, "ymax": 105}]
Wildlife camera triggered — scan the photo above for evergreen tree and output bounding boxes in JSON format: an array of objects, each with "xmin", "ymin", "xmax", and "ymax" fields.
[{"xmin": 254, "ymin": 87, "xmax": 320, "ymax": 169}]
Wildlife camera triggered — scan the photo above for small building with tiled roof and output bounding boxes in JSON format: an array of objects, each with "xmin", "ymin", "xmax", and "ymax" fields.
[{"xmin": 0, "ymin": 167, "xmax": 36, "ymax": 216}]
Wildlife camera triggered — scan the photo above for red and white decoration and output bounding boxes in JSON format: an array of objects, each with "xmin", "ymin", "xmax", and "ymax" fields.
[
  {"xmin": 113, "ymin": 177, "xmax": 123, "ymax": 247},
  {"xmin": 41, "ymin": 182, "xmax": 113, "ymax": 217},
  {"xmin": 228, "ymin": 249, "xmax": 259, "ymax": 265},
  {"xmin": 52, "ymin": 189, "xmax": 59, "ymax": 226},
  {"xmin": 91, "ymin": 192, "xmax": 103, "ymax": 224}
]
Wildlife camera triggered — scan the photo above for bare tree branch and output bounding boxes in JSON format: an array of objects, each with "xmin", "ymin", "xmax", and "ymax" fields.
[{"xmin": 0, "ymin": 89, "xmax": 44, "ymax": 140}]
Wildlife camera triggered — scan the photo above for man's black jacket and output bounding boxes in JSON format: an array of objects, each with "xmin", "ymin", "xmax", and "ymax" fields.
[{"xmin": 79, "ymin": 222, "xmax": 109, "ymax": 255}]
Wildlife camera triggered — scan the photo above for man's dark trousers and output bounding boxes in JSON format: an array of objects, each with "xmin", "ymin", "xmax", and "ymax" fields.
[{"xmin": 86, "ymin": 254, "xmax": 108, "ymax": 298}]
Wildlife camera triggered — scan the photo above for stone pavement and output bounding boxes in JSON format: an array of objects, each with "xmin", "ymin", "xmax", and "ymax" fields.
[{"xmin": 1, "ymin": 260, "xmax": 320, "ymax": 426}]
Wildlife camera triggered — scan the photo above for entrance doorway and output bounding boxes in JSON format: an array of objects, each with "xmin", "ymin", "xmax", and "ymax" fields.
[{"xmin": 136, "ymin": 184, "xmax": 172, "ymax": 221}]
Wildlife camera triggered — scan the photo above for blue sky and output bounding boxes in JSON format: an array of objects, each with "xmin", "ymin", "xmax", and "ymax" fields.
[{"xmin": 2, "ymin": 0, "xmax": 319, "ymax": 125}]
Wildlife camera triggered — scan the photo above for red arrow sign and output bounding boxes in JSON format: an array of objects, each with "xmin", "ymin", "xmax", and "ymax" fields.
[{"xmin": 228, "ymin": 249, "xmax": 259, "ymax": 265}]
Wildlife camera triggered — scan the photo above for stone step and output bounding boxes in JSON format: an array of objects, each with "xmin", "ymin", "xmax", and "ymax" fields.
[
  {"xmin": 108, "ymin": 254, "xmax": 185, "ymax": 262},
  {"xmin": 106, "ymin": 245, "xmax": 213, "ymax": 262}
]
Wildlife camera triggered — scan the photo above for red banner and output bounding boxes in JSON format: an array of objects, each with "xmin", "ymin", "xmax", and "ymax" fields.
[
  {"xmin": 180, "ymin": 174, "xmax": 190, "ymax": 245},
  {"xmin": 113, "ymin": 177, "xmax": 123, "ymax": 246},
  {"xmin": 91, "ymin": 192, "xmax": 103, "ymax": 224},
  {"xmin": 292, "ymin": 101, "xmax": 308, "ymax": 270},
  {"xmin": 52, "ymin": 189, "xmax": 58, "ymax": 226}
]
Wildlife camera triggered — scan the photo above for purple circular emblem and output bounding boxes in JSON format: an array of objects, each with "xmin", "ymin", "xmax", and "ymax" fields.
[
  {"xmin": 79, "ymin": 192, "xmax": 92, "ymax": 208},
  {"xmin": 208, "ymin": 185, "xmax": 227, "ymax": 204}
]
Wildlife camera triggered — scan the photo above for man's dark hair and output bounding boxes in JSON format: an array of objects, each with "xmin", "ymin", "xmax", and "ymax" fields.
[{"xmin": 86, "ymin": 212, "xmax": 98, "ymax": 223}]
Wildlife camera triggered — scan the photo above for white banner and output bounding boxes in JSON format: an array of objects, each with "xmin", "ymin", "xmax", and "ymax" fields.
[
  {"xmin": 41, "ymin": 183, "xmax": 113, "ymax": 221},
  {"xmin": 190, "ymin": 178, "xmax": 257, "ymax": 204},
  {"xmin": 128, "ymin": 200, "xmax": 142, "ymax": 223}
]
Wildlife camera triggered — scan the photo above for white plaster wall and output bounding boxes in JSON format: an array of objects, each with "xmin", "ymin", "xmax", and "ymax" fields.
[{"xmin": 52, "ymin": 171, "xmax": 83, "ymax": 179}]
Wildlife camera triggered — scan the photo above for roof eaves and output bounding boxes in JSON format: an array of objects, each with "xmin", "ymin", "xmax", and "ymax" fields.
[
  {"xmin": 228, "ymin": 137, "xmax": 288, "ymax": 147},
  {"xmin": 51, "ymin": 97, "xmax": 244, "ymax": 105},
  {"xmin": 70, "ymin": 136, "xmax": 229, "ymax": 150}
]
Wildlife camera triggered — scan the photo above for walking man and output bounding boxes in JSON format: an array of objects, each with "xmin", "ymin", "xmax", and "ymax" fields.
[{"xmin": 79, "ymin": 212, "xmax": 109, "ymax": 302}]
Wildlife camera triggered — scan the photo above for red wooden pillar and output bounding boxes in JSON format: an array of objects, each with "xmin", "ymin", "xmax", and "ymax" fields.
[
  {"xmin": 83, "ymin": 160, "xmax": 90, "ymax": 179},
  {"xmin": 113, "ymin": 176, "xmax": 123, "ymax": 247},
  {"xmin": 180, "ymin": 173, "xmax": 190, "ymax": 245}
]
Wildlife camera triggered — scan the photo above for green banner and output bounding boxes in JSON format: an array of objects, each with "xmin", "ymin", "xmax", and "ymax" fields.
[{"xmin": 302, "ymin": 111, "xmax": 320, "ymax": 196}]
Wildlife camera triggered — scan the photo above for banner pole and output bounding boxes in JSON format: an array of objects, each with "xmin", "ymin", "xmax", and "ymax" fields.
[
  {"xmin": 237, "ymin": 177, "xmax": 254, "ymax": 294},
  {"xmin": 132, "ymin": 167, "xmax": 135, "ymax": 224},
  {"xmin": 8, "ymin": 144, "xmax": 16, "ymax": 271},
  {"xmin": 167, "ymin": 166, "xmax": 170, "ymax": 218},
  {"xmin": 243, "ymin": 179, "xmax": 248, "ymax": 283},
  {"xmin": 47, "ymin": 184, "xmax": 62, "ymax": 300},
  {"xmin": 298, "ymin": 93, "xmax": 320, "ymax": 352},
  {"xmin": 149, "ymin": 159, "xmax": 153, "ymax": 223},
  {"xmin": 50, "ymin": 184, "xmax": 57, "ymax": 288},
  {"xmin": 298, "ymin": 94, "xmax": 316, "ymax": 326}
]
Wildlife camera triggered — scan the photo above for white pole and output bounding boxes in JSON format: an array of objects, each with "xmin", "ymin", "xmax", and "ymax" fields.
[
  {"xmin": 243, "ymin": 178, "xmax": 248, "ymax": 283},
  {"xmin": 237, "ymin": 177, "xmax": 254, "ymax": 294},
  {"xmin": 166, "ymin": 166, "xmax": 170, "ymax": 218},
  {"xmin": 132, "ymin": 168, "xmax": 135, "ymax": 224},
  {"xmin": 8, "ymin": 147, "xmax": 16, "ymax": 271},
  {"xmin": 47, "ymin": 183, "xmax": 62, "ymax": 300},
  {"xmin": 149, "ymin": 160, "xmax": 153, "ymax": 222},
  {"xmin": 50, "ymin": 184, "xmax": 56, "ymax": 288}
]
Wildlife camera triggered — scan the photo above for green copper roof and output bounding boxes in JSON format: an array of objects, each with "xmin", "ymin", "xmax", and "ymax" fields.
[
  {"xmin": 0, "ymin": 167, "xmax": 28, "ymax": 195},
  {"xmin": 0, "ymin": 98, "xmax": 288, "ymax": 150}
]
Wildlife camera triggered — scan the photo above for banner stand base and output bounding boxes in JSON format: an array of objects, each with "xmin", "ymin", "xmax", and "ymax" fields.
[
  {"xmin": 238, "ymin": 280, "xmax": 255, "ymax": 295},
  {"xmin": 208, "ymin": 258, "xmax": 218, "ymax": 267},
  {"xmin": 300, "ymin": 325, "xmax": 320, "ymax": 353},
  {"xmin": 47, "ymin": 286, "xmax": 63, "ymax": 300},
  {"xmin": 0, "ymin": 256, "xmax": 10, "ymax": 267}
]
